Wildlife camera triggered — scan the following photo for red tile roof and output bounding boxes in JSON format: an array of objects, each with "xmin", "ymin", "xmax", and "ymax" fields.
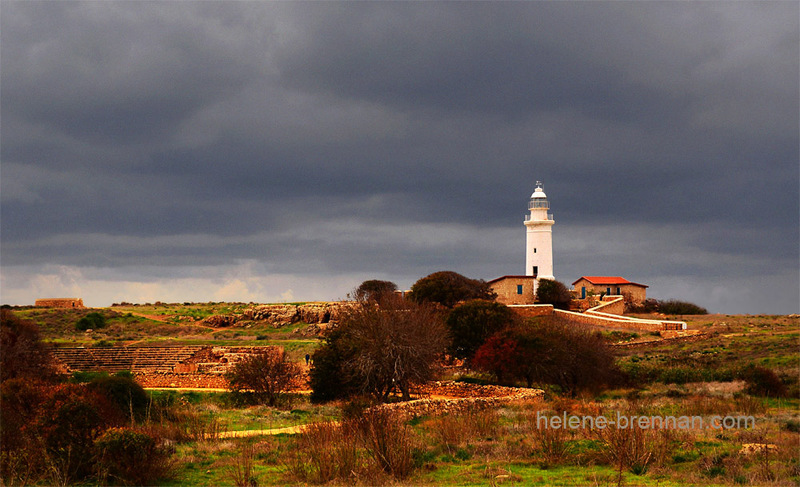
[{"xmin": 572, "ymin": 276, "xmax": 648, "ymax": 287}]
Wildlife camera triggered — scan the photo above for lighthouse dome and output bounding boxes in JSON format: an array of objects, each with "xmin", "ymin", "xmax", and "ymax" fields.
[
  {"xmin": 531, "ymin": 188, "xmax": 547, "ymax": 199},
  {"xmin": 530, "ymin": 181, "xmax": 547, "ymax": 199}
]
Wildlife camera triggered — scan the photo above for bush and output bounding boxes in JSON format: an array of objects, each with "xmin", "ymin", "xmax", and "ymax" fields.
[
  {"xmin": 86, "ymin": 375, "xmax": 150, "ymax": 422},
  {"xmin": 76, "ymin": 312, "xmax": 107, "ymax": 331},
  {"xmin": 535, "ymin": 279, "xmax": 573, "ymax": 310},
  {"xmin": 409, "ymin": 271, "xmax": 495, "ymax": 308},
  {"xmin": 94, "ymin": 427, "xmax": 175, "ymax": 485},
  {"xmin": 309, "ymin": 332, "xmax": 360, "ymax": 403},
  {"xmin": 33, "ymin": 384, "xmax": 118, "ymax": 482},
  {"xmin": 226, "ymin": 347, "xmax": 301, "ymax": 406},
  {"xmin": 473, "ymin": 317, "xmax": 622, "ymax": 394},
  {"xmin": 354, "ymin": 280, "xmax": 398, "ymax": 303},
  {"xmin": 0, "ymin": 309, "xmax": 57, "ymax": 382},
  {"xmin": 356, "ymin": 409, "xmax": 416, "ymax": 479},
  {"xmin": 739, "ymin": 365, "xmax": 787, "ymax": 397},
  {"xmin": 445, "ymin": 300, "xmax": 516, "ymax": 362},
  {"xmin": 657, "ymin": 300, "xmax": 707, "ymax": 315},
  {"xmin": 311, "ymin": 297, "xmax": 447, "ymax": 402}
]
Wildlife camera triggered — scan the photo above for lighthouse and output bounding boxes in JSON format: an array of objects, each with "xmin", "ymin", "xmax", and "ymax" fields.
[{"xmin": 524, "ymin": 181, "xmax": 554, "ymax": 280}]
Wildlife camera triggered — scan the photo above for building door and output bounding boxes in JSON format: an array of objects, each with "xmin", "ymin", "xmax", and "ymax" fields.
[{"xmin": 581, "ymin": 287, "xmax": 586, "ymax": 299}]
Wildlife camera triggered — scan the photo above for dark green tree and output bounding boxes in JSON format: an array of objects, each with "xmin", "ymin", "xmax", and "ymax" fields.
[
  {"xmin": 409, "ymin": 271, "xmax": 495, "ymax": 308},
  {"xmin": 445, "ymin": 300, "xmax": 516, "ymax": 362},
  {"xmin": 354, "ymin": 279, "xmax": 398, "ymax": 303},
  {"xmin": 535, "ymin": 279, "xmax": 573, "ymax": 310},
  {"xmin": 76, "ymin": 312, "xmax": 107, "ymax": 331}
]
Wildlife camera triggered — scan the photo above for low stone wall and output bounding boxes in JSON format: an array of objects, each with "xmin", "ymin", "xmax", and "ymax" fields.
[
  {"xmin": 134, "ymin": 372, "xmax": 229, "ymax": 389},
  {"xmin": 372, "ymin": 382, "xmax": 544, "ymax": 419},
  {"xmin": 588, "ymin": 296, "xmax": 625, "ymax": 315},
  {"xmin": 555, "ymin": 309, "xmax": 663, "ymax": 332},
  {"xmin": 507, "ymin": 304, "xmax": 554, "ymax": 319}
]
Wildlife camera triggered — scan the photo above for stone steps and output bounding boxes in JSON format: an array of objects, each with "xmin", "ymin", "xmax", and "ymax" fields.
[{"xmin": 51, "ymin": 346, "xmax": 205, "ymax": 373}]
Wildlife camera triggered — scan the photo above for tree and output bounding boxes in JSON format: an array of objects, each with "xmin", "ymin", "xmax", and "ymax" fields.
[
  {"xmin": 0, "ymin": 309, "xmax": 57, "ymax": 383},
  {"xmin": 225, "ymin": 347, "xmax": 301, "ymax": 406},
  {"xmin": 409, "ymin": 271, "xmax": 495, "ymax": 308},
  {"xmin": 445, "ymin": 300, "xmax": 516, "ymax": 363},
  {"xmin": 354, "ymin": 279, "xmax": 398, "ymax": 303},
  {"xmin": 310, "ymin": 297, "xmax": 448, "ymax": 402},
  {"xmin": 76, "ymin": 312, "xmax": 107, "ymax": 331},
  {"xmin": 309, "ymin": 327, "xmax": 361, "ymax": 403},
  {"xmin": 473, "ymin": 317, "xmax": 621, "ymax": 394},
  {"xmin": 535, "ymin": 279, "xmax": 573, "ymax": 310}
]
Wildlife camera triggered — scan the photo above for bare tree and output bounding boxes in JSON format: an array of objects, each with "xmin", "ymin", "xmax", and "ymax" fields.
[
  {"xmin": 225, "ymin": 347, "xmax": 301, "ymax": 405},
  {"xmin": 336, "ymin": 296, "xmax": 448, "ymax": 401}
]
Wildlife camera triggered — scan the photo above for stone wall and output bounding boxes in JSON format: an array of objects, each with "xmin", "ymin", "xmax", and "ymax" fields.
[
  {"xmin": 372, "ymin": 382, "xmax": 544, "ymax": 419},
  {"xmin": 203, "ymin": 302, "xmax": 349, "ymax": 328},
  {"xmin": 134, "ymin": 371, "xmax": 229, "ymax": 389},
  {"xmin": 507, "ymin": 304, "xmax": 554, "ymax": 319},
  {"xmin": 554, "ymin": 308, "xmax": 686, "ymax": 332},
  {"xmin": 51, "ymin": 345, "xmax": 289, "ymax": 379},
  {"xmin": 35, "ymin": 298, "xmax": 84, "ymax": 308}
]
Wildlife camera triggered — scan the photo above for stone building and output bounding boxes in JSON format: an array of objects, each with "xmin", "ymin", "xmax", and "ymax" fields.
[
  {"xmin": 488, "ymin": 275, "xmax": 537, "ymax": 305},
  {"xmin": 35, "ymin": 298, "xmax": 85, "ymax": 308},
  {"xmin": 571, "ymin": 276, "xmax": 648, "ymax": 303}
]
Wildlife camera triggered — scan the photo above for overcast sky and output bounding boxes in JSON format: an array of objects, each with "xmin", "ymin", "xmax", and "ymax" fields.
[{"xmin": 1, "ymin": 1, "xmax": 798, "ymax": 314}]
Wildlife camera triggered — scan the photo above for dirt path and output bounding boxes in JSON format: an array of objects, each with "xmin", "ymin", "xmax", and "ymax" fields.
[{"xmin": 216, "ymin": 424, "xmax": 318, "ymax": 438}]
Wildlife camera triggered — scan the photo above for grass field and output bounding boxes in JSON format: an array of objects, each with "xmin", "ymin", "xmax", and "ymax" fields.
[{"xmin": 4, "ymin": 304, "xmax": 798, "ymax": 485}]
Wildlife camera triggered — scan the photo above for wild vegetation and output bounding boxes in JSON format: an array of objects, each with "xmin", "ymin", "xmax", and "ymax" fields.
[{"xmin": 1, "ymin": 275, "xmax": 797, "ymax": 486}]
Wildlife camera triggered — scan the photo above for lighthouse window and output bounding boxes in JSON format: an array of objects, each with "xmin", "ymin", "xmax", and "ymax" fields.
[
  {"xmin": 534, "ymin": 248, "xmax": 537, "ymax": 253},
  {"xmin": 532, "ymin": 266, "xmax": 538, "ymax": 277}
]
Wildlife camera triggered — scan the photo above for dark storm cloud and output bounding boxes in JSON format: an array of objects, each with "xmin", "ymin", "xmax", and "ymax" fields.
[{"xmin": 1, "ymin": 1, "xmax": 797, "ymax": 313}]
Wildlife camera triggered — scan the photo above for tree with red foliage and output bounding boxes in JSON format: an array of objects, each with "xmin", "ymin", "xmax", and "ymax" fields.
[
  {"xmin": 472, "ymin": 317, "xmax": 621, "ymax": 394},
  {"xmin": 472, "ymin": 333, "xmax": 522, "ymax": 384},
  {"xmin": 0, "ymin": 309, "xmax": 57, "ymax": 382}
]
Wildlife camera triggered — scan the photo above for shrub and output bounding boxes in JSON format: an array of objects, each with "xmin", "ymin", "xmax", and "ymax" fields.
[
  {"xmin": 94, "ymin": 427, "xmax": 175, "ymax": 485},
  {"xmin": 76, "ymin": 312, "xmax": 107, "ymax": 331},
  {"xmin": 657, "ymin": 300, "xmax": 707, "ymax": 315},
  {"xmin": 0, "ymin": 309, "xmax": 57, "ymax": 382},
  {"xmin": 357, "ymin": 409, "xmax": 416, "ymax": 479},
  {"xmin": 739, "ymin": 365, "xmax": 787, "ymax": 397},
  {"xmin": 86, "ymin": 375, "xmax": 150, "ymax": 422},
  {"xmin": 309, "ymin": 333, "xmax": 359, "ymax": 403},
  {"xmin": 33, "ymin": 384, "xmax": 117, "ymax": 482},
  {"xmin": 311, "ymin": 298, "xmax": 447, "ymax": 402},
  {"xmin": 354, "ymin": 279, "xmax": 398, "ymax": 303},
  {"xmin": 226, "ymin": 347, "xmax": 301, "ymax": 406},
  {"xmin": 446, "ymin": 300, "xmax": 516, "ymax": 362},
  {"xmin": 409, "ymin": 271, "xmax": 495, "ymax": 308},
  {"xmin": 473, "ymin": 317, "xmax": 622, "ymax": 394},
  {"xmin": 286, "ymin": 420, "xmax": 361, "ymax": 484},
  {"xmin": 535, "ymin": 279, "xmax": 573, "ymax": 310}
]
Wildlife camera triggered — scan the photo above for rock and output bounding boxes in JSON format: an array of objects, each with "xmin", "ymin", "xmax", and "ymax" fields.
[{"xmin": 202, "ymin": 314, "xmax": 239, "ymax": 327}]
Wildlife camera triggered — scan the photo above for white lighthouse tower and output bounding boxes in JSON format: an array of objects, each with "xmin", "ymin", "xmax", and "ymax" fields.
[{"xmin": 524, "ymin": 181, "xmax": 554, "ymax": 280}]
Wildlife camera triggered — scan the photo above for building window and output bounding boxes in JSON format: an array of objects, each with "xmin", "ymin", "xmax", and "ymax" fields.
[
  {"xmin": 606, "ymin": 287, "xmax": 611, "ymax": 295},
  {"xmin": 517, "ymin": 284, "xmax": 523, "ymax": 295}
]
